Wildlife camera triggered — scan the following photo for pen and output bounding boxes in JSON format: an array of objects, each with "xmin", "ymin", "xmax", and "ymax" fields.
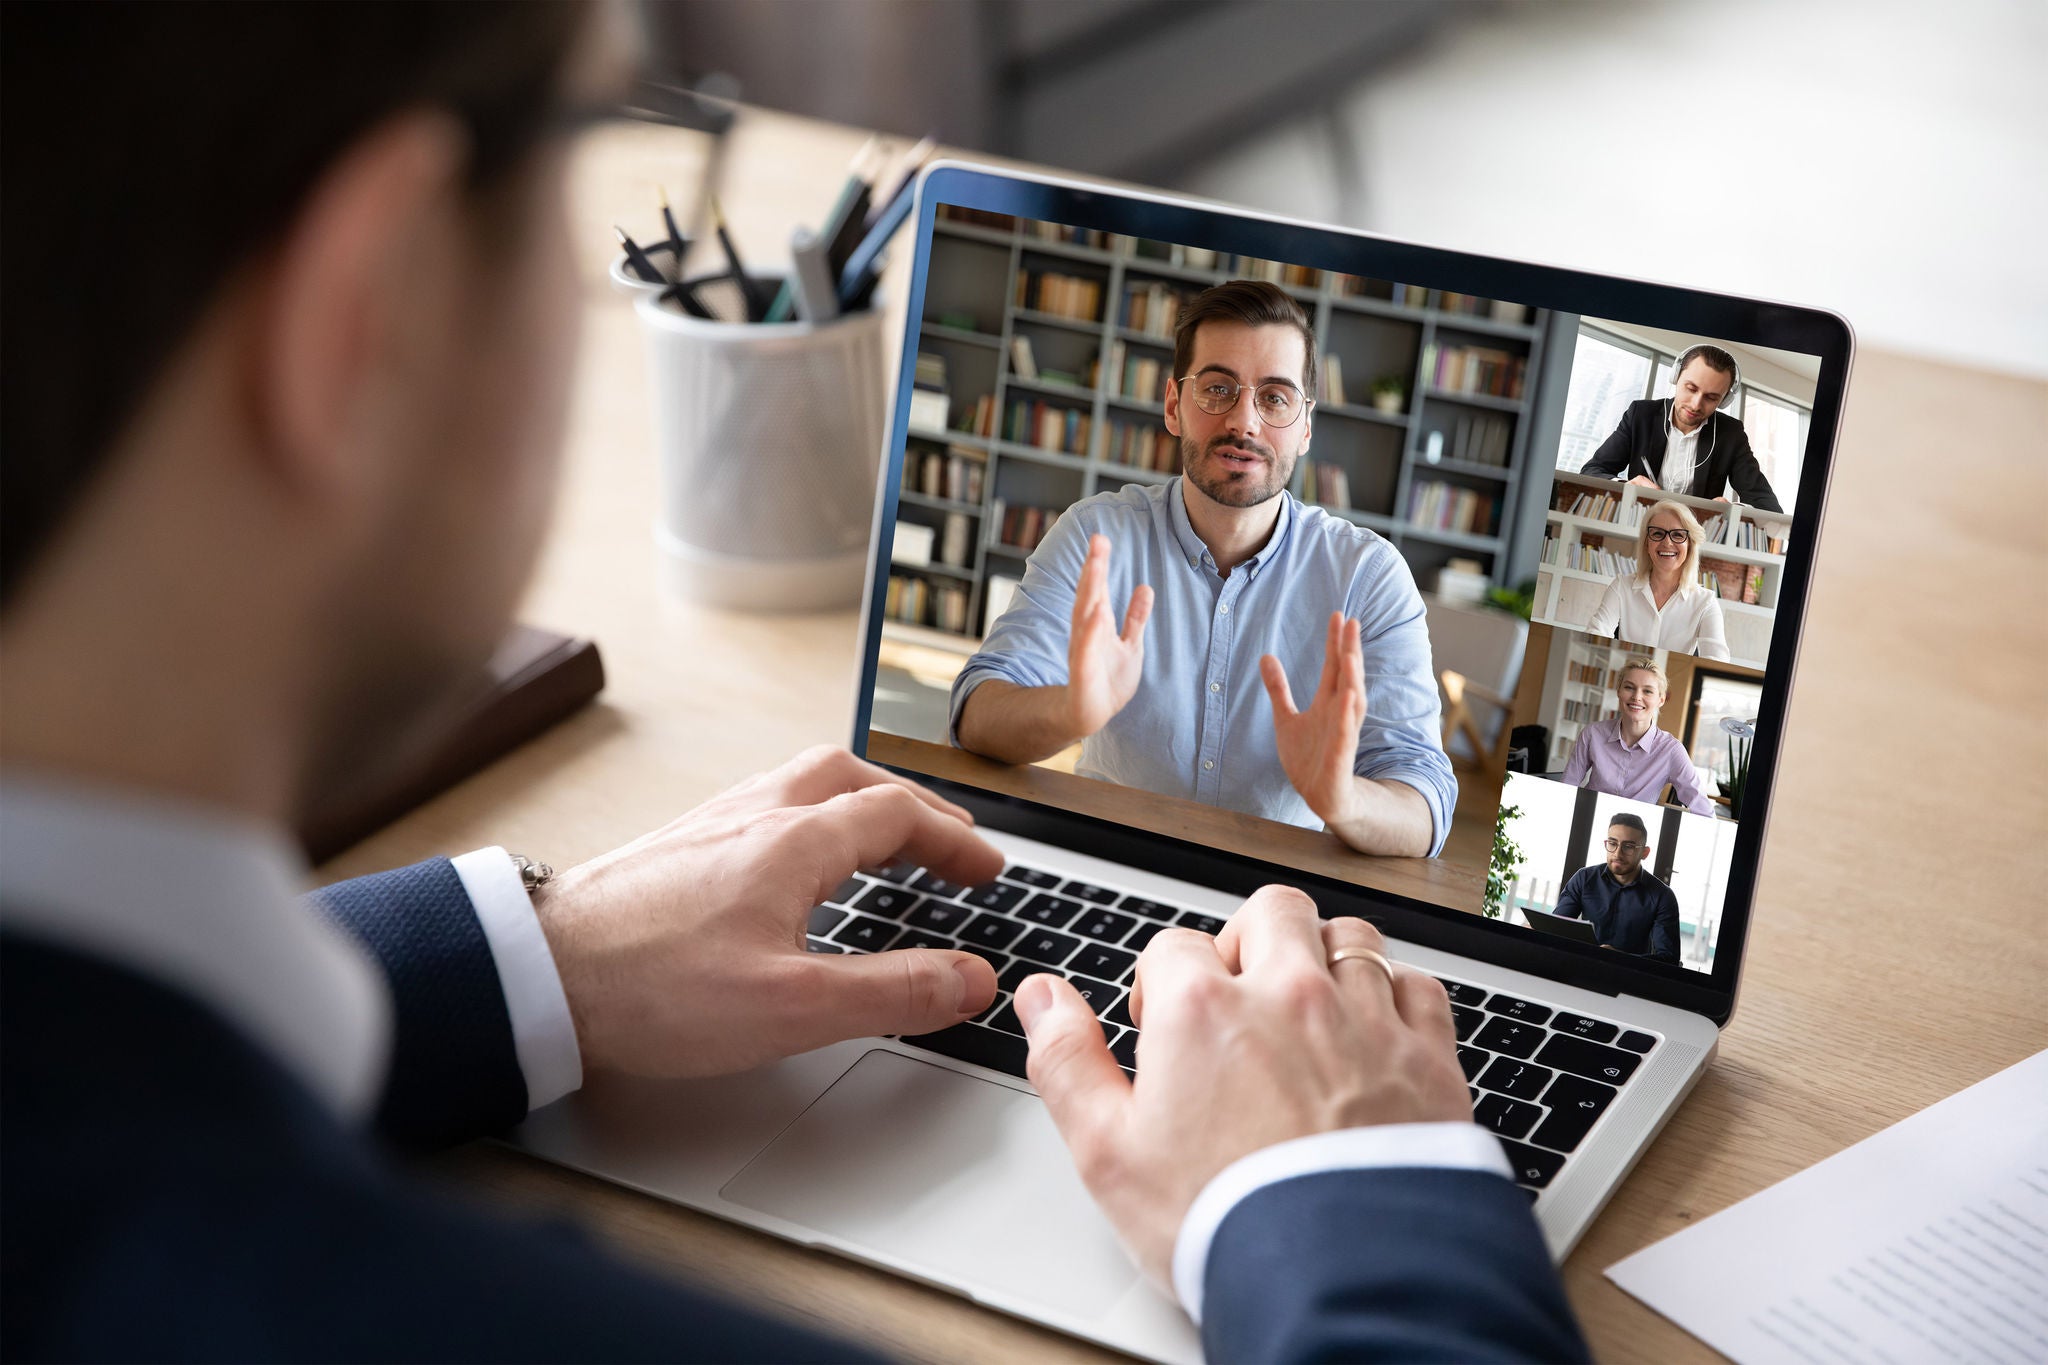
[
  {"xmin": 788, "ymin": 226, "xmax": 841, "ymax": 324},
  {"xmin": 659, "ymin": 279, "xmax": 717, "ymax": 320},
  {"xmin": 865, "ymin": 135, "xmax": 935, "ymax": 232},
  {"xmin": 657, "ymin": 185, "xmax": 687, "ymax": 264},
  {"xmin": 708, "ymin": 195, "xmax": 770, "ymax": 322},
  {"xmin": 835, "ymin": 169, "xmax": 919, "ymax": 309},
  {"xmin": 614, "ymin": 226, "xmax": 665, "ymax": 285}
]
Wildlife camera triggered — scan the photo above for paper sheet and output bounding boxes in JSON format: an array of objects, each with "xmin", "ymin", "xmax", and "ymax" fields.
[{"xmin": 1607, "ymin": 1049, "xmax": 2048, "ymax": 1364}]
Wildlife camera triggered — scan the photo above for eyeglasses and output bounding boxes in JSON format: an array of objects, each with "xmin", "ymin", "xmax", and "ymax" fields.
[
  {"xmin": 1645, "ymin": 527, "xmax": 1691, "ymax": 545},
  {"xmin": 1177, "ymin": 371, "xmax": 1311, "ymax": 428},
  {"xmin": 1603, "ymin": 838, "xmax": 1644, "ymax": 853}
]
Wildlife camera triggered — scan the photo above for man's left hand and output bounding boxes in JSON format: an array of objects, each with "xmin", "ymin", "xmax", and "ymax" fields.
[{"xmin": 1260, "ymin": 612, "xmax": 1367, "ymax": 829}]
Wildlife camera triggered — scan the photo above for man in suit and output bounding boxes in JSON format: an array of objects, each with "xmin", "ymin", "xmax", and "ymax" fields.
[
  {"xmin": 1580, "ymin": 344, "xmax": 1784, "ymax": 511},
  {"xmin": 0, "ymin": 5, "xmax": 1587, "ymax": 1361},
  {"xmin": 1554, "ymin": 815, "xmax": 1683, "ymax": 965}
]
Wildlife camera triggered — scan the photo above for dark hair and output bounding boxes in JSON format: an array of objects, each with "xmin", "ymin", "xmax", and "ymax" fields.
[
  {"xmin": 1172, "ymin": 280, "xmax": 1318, "ymax": 403},
  {"xmin": 0, "ymin": 2, "xmax": 587, "ymax": 607},
  {"xmin": 1674, "ymin": 344, "xmax": 1738, "ymax": 389},
  {"xmin": 1608, "ymin": 813, "xmax": 1650, "ymax": 840}
]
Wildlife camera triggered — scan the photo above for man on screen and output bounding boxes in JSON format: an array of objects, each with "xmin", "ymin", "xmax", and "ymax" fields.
[
  {"xmin": 949, "ymin": 281, "xmax": 1455, "ymax": 858},
  {"xmin": 1579, "ymin": 343, "xmax": 1783, "ymax": 511},
  {"xmin": 1554, "ymin": 814, "xmax": 1682, "ymax": 964}
]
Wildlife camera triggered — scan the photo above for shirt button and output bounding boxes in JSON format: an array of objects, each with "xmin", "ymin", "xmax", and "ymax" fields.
[
  {"xmin": 1218, "ymin": 604, "xmax": 1230, "ymax": 614},
  {"xmin": 1203, "ymin": 760, "xmax": 1215, "ymax": 770},
  {"xmin": 1209, "ymin": 682, "xmax": 1221, "ymax": 693}
]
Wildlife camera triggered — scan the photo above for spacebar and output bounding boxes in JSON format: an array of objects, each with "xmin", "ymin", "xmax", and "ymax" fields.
[{"xmin": 898, "ymin": 1023, "xmax": 1030, "ymax": 1079}]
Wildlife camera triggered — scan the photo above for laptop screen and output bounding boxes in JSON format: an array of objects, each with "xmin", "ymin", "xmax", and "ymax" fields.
[{"xmin": 857, "ymin": 167, "xmax": 1846, "ymax": 1008}]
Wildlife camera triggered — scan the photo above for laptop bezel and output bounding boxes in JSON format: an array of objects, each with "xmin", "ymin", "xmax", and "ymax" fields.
[{"xmin": 852, "ymin": 161, "xmax": 1853, "ymax": 1028}]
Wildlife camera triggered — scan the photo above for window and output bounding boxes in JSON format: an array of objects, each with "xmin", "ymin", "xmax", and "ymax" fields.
[
  {"xmin": 1557, "ymin": 331, "xmax": 1653, "ymax": 471},
  {"xmin": 1738, "ymin": 387, "xmax": 1807, "ymax": 512},
  {"xmin": 1684, "ymin": 670, "xmax": 1763, "ymax": 791},
  {"xmin": 1663, "ymin": 816, "xmax": 1735, "ymax": 972},
  {"xmin": 1499, "ymin": 774, "xmax": 1577, "ymax": 917}
]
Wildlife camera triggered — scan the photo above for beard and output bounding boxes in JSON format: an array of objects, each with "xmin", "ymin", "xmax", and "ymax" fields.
[{"xmin": 1180, "ymin": 431, "xmax": 1296, "ymax": 509}]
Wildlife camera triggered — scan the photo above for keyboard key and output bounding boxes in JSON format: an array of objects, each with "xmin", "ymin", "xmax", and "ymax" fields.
[
  {"xmin": 984, "ymin": 1003, "xmax": 1024, "ymax": 1035},
  {"xmin": 1617, "ymin": 1029, "xmax": 1658, "ymax": 1055},
  {"xmin": 1126, "ymin": 923, "xmax": 1166, "ymax": 952},
  {"xmin": 1064, "ymin": 974, "xmax": 1122, "ymax": 1015},
  {"xmin": 1177, "ymin": 911, "xmax": 1225, "ymax": 936},
  {"xmin": 1477, "ymin": 1057, "xmax": 1554, "ymax": 1102},
  {"xmin": 1497, "ymin": 1138, "xmax": 1566, "ymax": 1188},
  {"xmin": 1485, "ymin": 993, "xmax": 1553, "ymax": 1026},
  {"xmin": 1099, "ymin": 1020, "xmax": 1119, "ymax": 1045},
  {"xmin": 1473, "ymin": 1017, "xmax": 1544, "ymax": 1059},
  {"xmin": 971, "ymin": 992, "xmax": 1009, "ymax": 1025},
  {"xmin": 865, "ymin": 859, "xmax": 919, "ymax": 885},
  {"xmin": 1109, "ymin": 1030, "xmax": 1137, "ymax": 1071},
  {"xmin": 892, "ymin": 929, "xmax": 955, "ymax": 952},
  {"xmin": 1536, "ymin": 1033, "xmax": 1642, "ymax": 1086},
  {"xmin": 1519, "ymin": 1186, "xmax": 1541, "ymax": 1204},
  {"xmin": 1450, "ymin": 1004, "xmax": 1482, "ymax": 1041},
  {"xmin": 910, "ymin": 871, "xmax": 964, "ymax": 897},
  {"xmin": 852, "ymin": 885, "xmax": 921, "ymax": 920},
  {"xmin": 1552, "ymin": 1012, "xmax": 1618, "ymax": 1043},
  {"xmin": 1017, "ymin": 893, "xmax": 1082, "ymax": 927},
  {"xmin": 1474, "ymin": 1093, "xmax": 1541, "ymax": 1139},
  {"xmin": 1073, "ymin": 909, "xmax": 1138, "ymax": 943},
  {"xmin": 961, "ymin": 881, "xmax": 1027, "ymax": 914},
  {"xmin": 808, "ymin": 905, "xmax": 849, "ymax": 937},
  {"xmin": 1529, "ymin": 1074, "xmax": 1618, "ymax": 1153},
  {"xmin": 1014, "ymin": 928, "xmax": 1082, "ymax": 967},
  {"xmin": 960, "ymin": 914, "xmax": 1026, "ymax": 951},
  {"xmin": 825, "ymin": 876, "xmax": 867, "ymax": 905},
  {"xmin": 805, "ymin": 936, "xmax": 844, "ymax": 954},
  {"xmin": 1070, "ymin": 945, "xmax": 1136, "ymax": 981},
  {"xmin": 1436, "ymin": 979, "xmax": 1489, "ymax": 1008},
  {"xmin": 956, "ymin": 944, "xmax": 1008, "ymax": 974},
  {"xmin": 832, "ymin": 916, "xmax": 902, "ymax": 952},
  {"xmin": 997, "ymin": 960, "xmax": 1048, "ymax": 994},
  {"xmin": 1117, "ymin": 896, "xmax": 1178, "ymax": 921},
  {"xmin": 1002, "ymin": 864, "xmax": 1063, "ymax": 889},
  {"xmin": 899, "ymin": 1023, "xmax": 1028, "ymax": 1078},
  {"xmin": 1104, "ymin": 994, "xmax": 1134, "ymax": 1029},
  {"xmin": 1062, "ymin": 879, "xmax": 1120, "ymax": 904},
  {"xmin": 1457, "ymin": 1044, "xmax": 1487, "ymax": 1080},
  {"xmin": 905, "ymin": 900, "xmax": 971, "ymax": 935}
]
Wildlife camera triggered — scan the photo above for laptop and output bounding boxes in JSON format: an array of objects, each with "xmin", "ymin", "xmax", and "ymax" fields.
[{"xmin": 512, "ymin": 162, "xmax": 1851, "ymax": 1363}]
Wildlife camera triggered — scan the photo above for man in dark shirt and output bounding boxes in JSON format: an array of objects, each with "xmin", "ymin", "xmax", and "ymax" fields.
[{"xmin": 1555, "ymin": 814, "xmax": 1681, "ymax": 964}]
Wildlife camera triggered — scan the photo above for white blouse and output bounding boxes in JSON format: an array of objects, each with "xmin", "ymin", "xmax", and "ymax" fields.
[{"xmin": 1585, "ymin": 575, "xmax": 1730, "ymax": 661}]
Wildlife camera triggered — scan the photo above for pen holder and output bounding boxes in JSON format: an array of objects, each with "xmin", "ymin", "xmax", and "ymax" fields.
[
  {"xmin": 609, "ymin": 243, "xmax": 685, "ymax": 296},
  {"xmin": 636, "ymin": 279, "xmax": 887, "ymax": 611}
]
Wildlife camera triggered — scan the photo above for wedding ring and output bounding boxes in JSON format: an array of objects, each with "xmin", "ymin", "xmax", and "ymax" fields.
[{"xmin": 1327, "ymin": 946, "xmax": 1396, "ymax": 988}]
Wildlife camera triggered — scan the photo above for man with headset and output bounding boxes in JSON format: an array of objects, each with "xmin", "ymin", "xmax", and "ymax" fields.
[{"xmin": 1579, "ymin": 343, "xmax": 1784, "ymax": 511}]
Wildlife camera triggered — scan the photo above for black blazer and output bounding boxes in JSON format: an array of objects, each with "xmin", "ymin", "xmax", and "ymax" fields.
[
  {"xmin": 3, "ymin": 857, "xmax": 1588, "ymax": 1362},
  {"xmin": 1580, "ymin": 398, "xmax": 1783, "ymax": 512}
]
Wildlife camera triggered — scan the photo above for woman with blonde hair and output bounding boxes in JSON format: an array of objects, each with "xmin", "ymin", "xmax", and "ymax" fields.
[
  {"xmin": 1561, "ymin": 656, "xmax": 1713, "ymax": 814},
  {"xmin": 1585, "ymin": 499, "xmax": 1729, "ymax": 661}
]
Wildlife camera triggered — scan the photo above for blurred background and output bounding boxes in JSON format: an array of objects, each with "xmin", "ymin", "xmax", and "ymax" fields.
[{"xmin": 647, "ymin": 0, "xmax": 2046, "ymax": 378}]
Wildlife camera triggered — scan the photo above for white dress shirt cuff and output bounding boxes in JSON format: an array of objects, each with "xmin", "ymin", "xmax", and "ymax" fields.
[
  {"xmin": 1170, "ymin": 1121, "xmax": 1514, "ymax": 1324},
  {"xmin": 450, "ymin": 847, "xmax": 583, "ymax": 1110}
]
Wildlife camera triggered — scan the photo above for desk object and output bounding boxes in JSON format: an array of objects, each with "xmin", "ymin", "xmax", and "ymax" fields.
[
  {"xmin": 1607, "ymin": 1050, "xmax": 2048, "ymax": 1364},
  {"xmin": 298, "ymin": 625, "xmax": 604, "ymax": 862}
]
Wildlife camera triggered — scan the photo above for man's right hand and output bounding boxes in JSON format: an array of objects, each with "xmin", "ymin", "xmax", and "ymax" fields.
[
  {"xmin": 1015, "ymin": 887, "xmax": 1471, "ymax": 1292},
  {"xmin": 1061, "ymin": 533, "xmax": 1154, "ymax": 739},
  {"xmin": 1627, "ymin": 475, "xmax": 1661, "ymax": 488}
]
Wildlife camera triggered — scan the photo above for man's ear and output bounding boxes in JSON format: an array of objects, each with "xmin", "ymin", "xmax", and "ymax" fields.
[
  {"xmin": 1162, "ymin": 374, "xmax": 1182, "ymax": 438},
  {"xmin": 247, "ymin": 110, "xmax": 468, "ymax": 501}
]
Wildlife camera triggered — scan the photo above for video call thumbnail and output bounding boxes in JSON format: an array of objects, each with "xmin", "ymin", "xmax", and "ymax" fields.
[{"xmin": 866, "ymin": 206, "xmax": 1820, "ymax": 977}]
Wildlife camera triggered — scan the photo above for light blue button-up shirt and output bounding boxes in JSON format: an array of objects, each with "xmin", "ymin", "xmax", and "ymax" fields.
[{"xmin": 949, "ymin": 478, "xmax": 1456, "ymax": 855}]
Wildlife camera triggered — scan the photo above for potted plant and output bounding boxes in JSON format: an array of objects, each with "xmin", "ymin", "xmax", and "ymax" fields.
[
  {"xmin": 1370, "ymin": 374, "xmax": 1406, "ymax": 414},
  {"xmin": 1485, "ymin": 804, "xmax": 1524, "ymax": 920},
  {"xmin": 1718, "ymin": 716, "xmax": 1756, "ymax": 819}
]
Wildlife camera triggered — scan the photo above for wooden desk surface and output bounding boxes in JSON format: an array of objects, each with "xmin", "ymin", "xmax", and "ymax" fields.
[{"xmin": 319, "ymin": 109, "xmax": 2048, "ymax": 1362}]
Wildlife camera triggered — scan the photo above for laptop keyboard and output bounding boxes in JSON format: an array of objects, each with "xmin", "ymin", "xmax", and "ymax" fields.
[{"xmin": 807, "ymin": 861, "xmax": 1661, "ymax": 1200}]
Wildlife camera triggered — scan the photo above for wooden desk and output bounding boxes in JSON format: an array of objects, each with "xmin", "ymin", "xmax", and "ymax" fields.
[{"xmin": 318, "ymin": 109, "xmax": 2048, "ymax": 1363}]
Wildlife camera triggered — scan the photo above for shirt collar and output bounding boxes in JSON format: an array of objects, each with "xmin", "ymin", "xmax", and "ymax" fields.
[
  {"xmin": 0, "ymin": 772, "xmax": 390, "ymax": 1119},
  {"xmin": 1167, "ymin": 477, "xmax": 1294, "ymax": 576}
]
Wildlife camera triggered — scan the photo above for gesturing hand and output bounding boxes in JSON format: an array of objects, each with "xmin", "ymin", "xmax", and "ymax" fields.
[
  {"xmin": 1063, "ymin": 533, "xmax": 1154, "ymax": 740},
  {"xmin": 1260, "ymin": 612, "xmax": 1367, "ymax": 829},
  {"xmin": 533, "ymin": 746, "xmax": 1004, "ymax": 1080},
  {"xmin": 1016, "ymin": 887, "xmax": 1470, "ymax": 1290}
]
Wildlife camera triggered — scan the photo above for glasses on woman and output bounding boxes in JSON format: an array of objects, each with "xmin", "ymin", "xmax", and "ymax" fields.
[
  {"xmin": 1177, "ymin": 370, "xmax": 1311, "ymax": 428},
  {"xmin": 1645, "ymin": 527, "xmax": 1691, "ymax": 544}
]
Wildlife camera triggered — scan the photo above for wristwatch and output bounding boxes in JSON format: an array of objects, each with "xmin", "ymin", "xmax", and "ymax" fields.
[{"xmin": 509, "ymin": 853, "xmax": 555, "ymax": 895}]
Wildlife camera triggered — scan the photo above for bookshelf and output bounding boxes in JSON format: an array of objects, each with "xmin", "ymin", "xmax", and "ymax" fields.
[
  {"xmin": 882, "ymin": 212, "xmax": 1574, "ymax": 649},
  {"xmin": 1533, "ymin": 471, "xmax": 1790, "ymax": 671}
]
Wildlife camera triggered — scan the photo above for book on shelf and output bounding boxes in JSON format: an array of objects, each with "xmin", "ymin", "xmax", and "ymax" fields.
[
  {"xmin": 905, "ymin": 444, "xmax": 987, "ymax": 506},
  {"xmin": 1118, "ymin": 279, "xmax": 1196, "ymax": 337},
  {"xmin": 1322, "ymin": 354, "xmax": 1346, "ymax": 408},
  {"xmin": 1541, "ymin": 534, "xmax": 1638, "ymax": 577},
  {"xmin": 1701, "ymin": 558, "xmax": 1764, "ymax": 603},
  {"xmin": 1008, "ymin": 334, "xmax": 1038, "ymax": 381},
  {"xmin": 1308, "ymin": 461, "xmax": 1351, "ymax": 510},
  {"xmin": 1015, "ymin": 269, "xmax": 1103, "ymax": 322},
  {"xmin": 890, "ymin": 521, "xmax": 934, "ymax": 567},
  {"xmin": 1419, "ymin": 341, "xmax": 1528, "ymax": 400},
  {"xmin": 1405, "ymin": 480, "xmax": 1497, "ymax": 536},
  {"xmin": 908, "ymin": 351, "xmax": 951, "ymax": 433},
  {"xmin": 884, "ymin": 573, "xmax": 971, "ymax": 634},
  {"xmin": 1109, "ymin": 346, "xmax": 1167, "ymax": 403},
  {"xmin": 1446, "ymin": 412, "xmax": 1512, "ymax": 465},
  {"xmin": 1557, "ymin": 487, "xmax": 1624, "ymax": 522},
  {"xmin": 989, "ymin": 498, "xmax": 1062, "ymax": 553},
  {"xmin": 1105, "ymin": 418, "xmax": 1178, "ymax": 472},
  {"xmin": 958, "ymin": 393, "xmax": 997, "ymax": 439},
  {"xmin": 940, "ymin": 512, "xmax": 973, "ymax": 568},
  {"xmin": 1024, "ymin": 220, "xmax": 1110, "ymax": 249},
  {"xmin": 1004, "ymin": 398, "xmax": 1092, "ymax": 456},
  {"xmin": 1733, "ymin": 519, "xmax": 1790, "ymax": 553}
]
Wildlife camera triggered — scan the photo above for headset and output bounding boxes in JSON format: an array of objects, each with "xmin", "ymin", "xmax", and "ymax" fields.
[{"xmin": 1656, "ymin": 343, "xmax": 1743, "ymax": 485}]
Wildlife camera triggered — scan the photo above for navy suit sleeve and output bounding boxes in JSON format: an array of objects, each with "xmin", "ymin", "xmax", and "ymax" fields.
[
  {"xmin": 1203, "ymin": 1167, "xmax": 1589, "ymax": 1364},
  {"xmin": 1579, "ymin": 404, "xmax": 1647, "ymax": 481},
  {"xmin": 307, "ymin": 858, "xmax": 526, "ymax": 1149}
]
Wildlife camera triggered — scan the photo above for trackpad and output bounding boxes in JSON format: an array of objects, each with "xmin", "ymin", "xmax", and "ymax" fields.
[{"xmin": 720, "ymin": 1048, "xmax": 1140, "ymax": 1320}]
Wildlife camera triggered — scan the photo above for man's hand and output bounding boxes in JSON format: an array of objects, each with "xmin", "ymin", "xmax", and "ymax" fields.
[
  {"xmin": 1260, "ymin": 612, "xmax": 1367, "ymax": 828},
  {"xmin": 532, "ymin": 746, "xmax": 1004, "ymax": 1079},
  {"xmin": 1016, "ymin": 888, "xmax": 1471, "ymax": 1289},
  {"xmin": 1628, "ymin": 475, "xmax": 1661, "ymax": 488},
  {"xmin": 1062, "ymin": 534, "xmax": 1153, "ymax": 739}
]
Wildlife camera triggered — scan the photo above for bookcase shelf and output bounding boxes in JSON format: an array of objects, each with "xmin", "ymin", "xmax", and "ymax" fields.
[{"xmin": 886, "ymin": 211, "xmax": 1571, "ymax": 647}]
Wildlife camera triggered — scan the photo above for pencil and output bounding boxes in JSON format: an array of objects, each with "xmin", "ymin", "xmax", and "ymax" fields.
[
  {"xmin": 657, "ymin": 185, "xmax": 687, "ymax": 259},
  {"xmin": 614, "ymin": 226, "xmax": 664, "ymax": 285},
  {"xmin": 708, "ymin": 196, "xmax": 770, "ymax": 322}
]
